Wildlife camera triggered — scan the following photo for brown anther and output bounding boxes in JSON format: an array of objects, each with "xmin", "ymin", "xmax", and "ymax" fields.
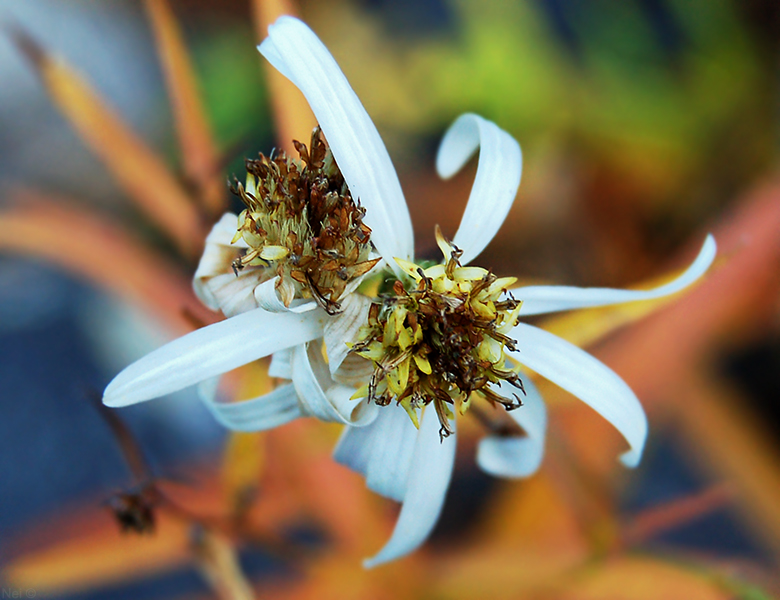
[
  {"xmin": 229, "ymin": 126, "xmax": 374, "ymax": 308},
  {"xmin": 351, "ymin": 239, "xmax": 524, "ymax": 438},
  {"xmin": 433, "ymin": 396, "xmax": 455, "ymax": 442}
]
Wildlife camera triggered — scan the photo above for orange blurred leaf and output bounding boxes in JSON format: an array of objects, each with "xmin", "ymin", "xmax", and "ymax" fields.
[
  {"xmin": 4, "ymin": 505, "xmax": 191, "ymax": 594},
  {"xmin": 0, "ymin": 192, "xmax": 216, "ymax": 334},
  {"xmin": 144, "ymin": 0, "xmax": 225, "ymax": 216},
  {"xmin": 558, "ymin": 556, "xmax": 731, "ymax": 600},
  {"xmin": 591, "ymin": 179, "xmax": 780, "ymax": 556},
  {"xmin": 10, "ymin": 28, "xmax": 206, "ymax": 258},
  {"xmin": 252, "ymin": 0, "xmax": 316, "ymax": 151}
]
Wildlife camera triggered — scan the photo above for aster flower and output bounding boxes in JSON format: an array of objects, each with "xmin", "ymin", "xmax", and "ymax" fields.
[{"xmin": 103, "ymin": 16, "xmax": 716, "ymax": 566}]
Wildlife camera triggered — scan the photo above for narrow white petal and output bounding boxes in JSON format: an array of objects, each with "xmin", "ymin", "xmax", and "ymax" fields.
[
  {"xmin": 323, "ymin": 293, "xmax": 372, "ymax": 375},
  {"xmin": 332, "ymin": 406, "xmax": 418, "ymax": 502},
  {"xmin": 268, "ymin": 347, "xmax": 293, "ymax": 379},
  {"xmin": 327, "ymin": 383, "xmax": 378, "ymax": 426},
  {"xmin": 259, "ymin": 17, "xmax": 414, "ymax": 267},
  {"xmin": 477, "ymin": 377, "xmax": 547, "ymax": 478},
  {"xmin": 364, "ymin": 406, "xmax": 419, "ymax": 502},
  {"xmin": 332, "ymin": 352, "xmax": 375, "ymax": 388},
  {"xmin": 205, "ymin": 271, "xmax": 261, "ymax": 317},
  {"xmin": 193, "ymin": 253, "xmax": 230, "ymax": 310},
  {"xmin": 436, "ymin": 114, "xmax": 522, "ymax": 266},
  {"xmin": 254, "ymin": 277, "xmax": 289, "ymax": 313},
  {"xmin": 206, "ymin": 213, "xmax": 246, "ymax": 247},
  {"xmin": 103, "ymin": 308, "xmax": 326, "ymax": 408},
  {"xmin": 364, "ymin": 407, "xmax": 456, "ymax": 567},
  {"xmin": 198, "ymin": 378, "xmax": 302, "ymax": 431},
  {"xmin": 291, "ymin": 344, "xmax": 377, "ymax": 425},
  {"xmin": 193, "ymin": 213, "xmax": 245, "ymax": 309},
  {"xmin": 508, "ymin": 323, "xmax": 647, "ymax": 467},
  {"xmin": 333, "ymin": 411, "xmax": 385, "ymax": 477},
  {"xmin": 515, "ymin": 235, "xmax": 717, "ymax": 315},
  {"xmin": 255, "ymin": 278, "xmax": 318, "ymax": 315}
]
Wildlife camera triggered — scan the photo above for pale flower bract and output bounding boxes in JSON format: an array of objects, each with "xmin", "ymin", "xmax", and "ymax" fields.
[{"xmin": 103, "ymin": 15, "xmax": 717, "ymax": 567}]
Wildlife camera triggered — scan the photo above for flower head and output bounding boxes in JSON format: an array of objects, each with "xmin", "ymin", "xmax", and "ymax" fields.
[
  {"xmin": 103, "ymin": 15, "xmax": 717, "ymax": 568},
  {"xmin": 352, "ymin": 228, "xmax": 525, "ymax": 438},
  {"xmin": 229, "ymin": 127, "xmax": 379, "ymax": 313}
]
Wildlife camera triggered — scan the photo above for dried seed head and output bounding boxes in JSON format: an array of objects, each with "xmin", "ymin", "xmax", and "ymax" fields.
[
  {"xmin": 351, "ymin": 226, "xmax": 525, "ymax": 439},
  {"xmin": 230, "ymin": 127, "xmax": 378, "ymax": 313}
]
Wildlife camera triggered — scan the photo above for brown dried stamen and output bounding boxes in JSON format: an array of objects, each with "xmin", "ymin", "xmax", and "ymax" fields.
[{"xmin": 229, "ymin": 127, "xmax": 379, "ymax": 313}]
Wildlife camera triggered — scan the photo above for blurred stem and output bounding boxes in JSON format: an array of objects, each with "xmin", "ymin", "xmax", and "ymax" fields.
[
  {"xmin": 620, "ymin": 483, "xmax": 734, "ymax": 548},
  {"xmin": 144, "ymin": 0, "xmax": 226, "ymax": 217},
  {"xmin": 673, "ymin": 370, "xmax": 780, "ymax": 565},
  {"xmin": 191, "ymin": 528, "xmax": 255, "ymax": 600},
  {"xmin": 9, "ymin": 28, "xmax": 206, "ymax": 259},
  {"xmin": 252, "ymin": 0, "xmax": 316, "ymax": 152}
]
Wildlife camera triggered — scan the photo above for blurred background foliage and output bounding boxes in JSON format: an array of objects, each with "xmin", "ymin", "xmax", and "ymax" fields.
[{"xmin": 0, "ymin": 0, "xmax": 778, "ymax": 598}]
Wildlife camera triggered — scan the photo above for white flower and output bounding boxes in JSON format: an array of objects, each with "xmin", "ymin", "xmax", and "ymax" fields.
[{"xmin": 103, "ymin": 16, "xmax": 716, "ymax": 567}]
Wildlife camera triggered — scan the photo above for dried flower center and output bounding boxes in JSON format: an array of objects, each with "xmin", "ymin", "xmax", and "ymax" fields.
[
  {"xmin": 230, "ymin": 127, "xmax": 379, "ymax": 313},
  {"xmin": 351, "ymin": 228, "xmax": 525, "ymax": 439}
]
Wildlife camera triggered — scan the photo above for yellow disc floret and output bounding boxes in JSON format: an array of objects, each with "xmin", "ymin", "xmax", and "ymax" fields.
[{"xmin": 351, "ymin": 227, "xmax": 525, "ymax": 439}]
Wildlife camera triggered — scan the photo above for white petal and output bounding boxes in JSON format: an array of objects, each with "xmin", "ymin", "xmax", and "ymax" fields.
[
  {"xmin": 365, "ymin": 407, "xmax": 419, "ymax": 501},
  {"xmin": 333, "ymin": 411, "xmax": 385, "ymax": 478},
  {"xmin": 364, "ymin": 407, "xmax": 456, "ymax": 567},
  {"xmin": 268, "ymin": 347, "xmax": 293, "ymax": 379},
  {"xmin": 324, "ymin": 293, "xmax": 372, "ymax": 375},
  {"xmin": 291, "ymin": 343, "xmax": 377, "ymax": 425},
  {"xmin": 198, "ymin": 377, "xmax": 302, "ymax": 431},
  {"xmin": 206, "ymin": 213, "xmax": 247, "ymax": 247},
  {"xmin": 254, "ymin": 277, "xmax": 289, "ymax": 313},
  {"xmin": 259, "ymin": 17, "xmax": 414, "ymax": 268},
  {"xmin": 333, "ymin": 407, "xmax": 418, "ymax": 502},
  {"xmin": 514, "ymin": 235, "xmax": 716, "ymax": 315},
  {"xmin": 103, "ymin": 308, "xmax": 326, "ymax": 408},
  {"xmin": 436, "ymin": 114, "xmax": 522, "ymax": 266},
  {"xmin": 193, "ymin": 213, "xmax": 245, "ymax": 310},
  {"xmin": 508, "ymin": 323, "xmax": 646, "ymax": 467},
  {"xmin": 332, "ymin": 352, "xmax": 375, "ymax": 388},
  {"xmin": 476, "ymin": 377, "xmax": 547, "ymax": 478},
  {"xmin": 206, "ymin": 271, "xmax": 261, "ymax": 317}
]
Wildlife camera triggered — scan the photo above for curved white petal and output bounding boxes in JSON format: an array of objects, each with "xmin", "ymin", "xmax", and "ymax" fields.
[
  {"xmin": 198, "ymin": 377, "xmax": 302, "ymax": 431},
  {"xmin": 508, "ymin": 323, "xmax": 647, "ymax": 468},
  {"xmin": 333, "ymin": 410, "xmax": 384, "ymax": 478},
  {"xmin": 291, "ymin": 343, "xmax": 377, "ymax": 426},
  {"xmin": 324, "ymin": 293, "xmax": 372, "ymax": 375},
  {"xmin": 205, "ymin": 213, "xmax": 246, "ymax": 247},
  {"xmin": 477, "ymin": 377, "xmax": 547, "ymax": 478},
  {"xmin": 254, "ymin": 278, "xmax": 289, "ymax": 313},
  {"xmin": 514, "ymin": 235, "xmax": 716, "ymax": 315},
  {"xmin": 268, "ymin": 347, "xmax": 293, "ymax": 379},
  {"xmin": 193, "ymin": 213, "xmax": 246, "ymax": 310},
  {"xmin": 206, "ymin": 272, "xmax": 262, "ymax": 317},
  {"xmin": 332, "ymin": 352, "xmax": 375, "ymax": 388},
  {"xmin": 364, "ymin": 407, "xmax": 456, "ymax": 567},
  {"xmin": 436, "ymin": 114, "xmax": 522, "ymax": 266},
  {"xmin": 259, "ymin": 17, "xmax": 414, "ymax": 268},
  {"xmin": 103, "ymin": 308, "xmax": 326, "ymax": 408},
  {"xmin": 333, "ymin": 406, "xmax": 419, "ymax": 502},
  {"xmin": 366, "ymin": 407, "xmax": 419, "ymax": 501}
]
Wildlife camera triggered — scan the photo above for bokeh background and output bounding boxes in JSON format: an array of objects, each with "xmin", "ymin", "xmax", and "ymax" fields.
[{"xmin": 1, "ymin": 0, "xmax": 779, "ymax": 598}]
